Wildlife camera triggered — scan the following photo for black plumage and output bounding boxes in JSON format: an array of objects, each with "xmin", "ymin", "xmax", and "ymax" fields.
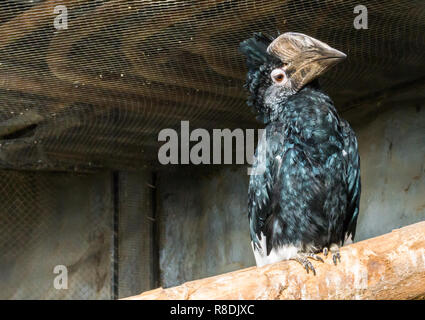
[{"xmin": 240, "ymin": 32, "xmax": 361, "ymax": 273}]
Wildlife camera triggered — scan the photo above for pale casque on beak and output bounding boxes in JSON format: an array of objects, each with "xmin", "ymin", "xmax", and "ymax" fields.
[{"xmin": 267, "ymin": 32, "xmax": 346, "ymax": 91}]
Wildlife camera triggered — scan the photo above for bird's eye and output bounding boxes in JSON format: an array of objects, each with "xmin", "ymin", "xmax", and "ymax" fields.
[
  {"xmin": 271, "ymin": 68, "xmax": 286, "ymax": 83},
  {"xmin": 274, "ymin": 74, "xmax": 284, "ymax": 82}
]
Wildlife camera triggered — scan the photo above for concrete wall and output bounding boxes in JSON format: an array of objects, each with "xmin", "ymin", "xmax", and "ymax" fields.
[
  {"xmin": 0, "ymin": 171, "xmax": 114, "ymax": 299},
  {"xmin": 0, "ymin": 170, "xmax": 155, "ymax": 299},
  {"xmin": 117, "ymin": 171, "xmax": 157, "ymax": 298},
  {"xmin": 354, "ymin": 103, "xmax": 425, "ymax": 241},
  {"xmin": 157, "ymin": 101, "xmax": 425, "ymax": 288},
  {"xmin": 157, "ymin": 168, "xmax": 255, "ymax": 288}
]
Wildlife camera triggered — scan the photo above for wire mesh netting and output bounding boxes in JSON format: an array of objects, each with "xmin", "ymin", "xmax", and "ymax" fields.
[
  {"xmin": 0, "ymin": 0, "xmax": 424, "ymax": 171},
  {"xmin": 0, "ymin": 170, "xmax": 114, "ymax": 299},
  {"xmin": 0, "ymin": 0, "xmax": 425, "ymax": 299}
]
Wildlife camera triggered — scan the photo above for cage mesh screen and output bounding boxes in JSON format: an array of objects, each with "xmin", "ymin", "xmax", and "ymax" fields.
[
  {"xmin": 0, "ymin": 0, "xmax": 425, "ymax": 300},
  {"xmin": 0, "ymin": 170, "xmax": 114, "ymax": 299},
  {"xmin": 0, "ymin": 0, "xmax": 424, "ymax": 171}
]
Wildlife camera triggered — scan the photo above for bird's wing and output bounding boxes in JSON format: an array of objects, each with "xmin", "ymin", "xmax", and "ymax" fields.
[
  {"xmin": 248, "ymin": 122, "xmax": 325, "ymax": 254},
  {"xmin": 248, "ymin": 127, "xmax": 278, "ymax": 251},
  {"xmin": 248, "ymin": 127, "xmax": 329, "ymax": 256},
  {"xmin": 341, "ymin": 119, "xmax": 361, "ymax": 243}
]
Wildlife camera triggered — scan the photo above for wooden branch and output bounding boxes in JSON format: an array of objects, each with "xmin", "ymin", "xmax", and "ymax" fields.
[{"xmin": 124, "ymin": 221, "xmax": 425, "ymax": 300}]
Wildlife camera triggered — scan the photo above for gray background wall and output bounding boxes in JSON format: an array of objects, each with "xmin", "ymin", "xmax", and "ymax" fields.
[
  {"xmin": 157, "ymin": 167, "xmax": 255, "ymax": 288},
  {"xmin": 0, "ymin": 170, "xmax": 155, "ymax": 299},
  {"xmin": 353, "ymin": 103, "xmax": 425, "ymax": 241},
  {"xmin": 0, "ymin": 171, "xmax": 114, "ymax": 299}
]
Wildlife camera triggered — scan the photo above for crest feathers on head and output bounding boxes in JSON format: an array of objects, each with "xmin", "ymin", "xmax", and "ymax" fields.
[{"xmin": 239, "ymin": 33, "xmax": 278, "ymax": 71}]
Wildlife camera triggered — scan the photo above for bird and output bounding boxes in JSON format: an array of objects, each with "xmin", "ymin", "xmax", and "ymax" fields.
[{"xmin": 239, "ymin": 32, "xmax": 361, "ymax": 275}]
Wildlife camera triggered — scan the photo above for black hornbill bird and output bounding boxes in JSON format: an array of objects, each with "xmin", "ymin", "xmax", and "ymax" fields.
[{"xmin": 239, "ymin": 32, "xmax": 361, "ymax": 274}]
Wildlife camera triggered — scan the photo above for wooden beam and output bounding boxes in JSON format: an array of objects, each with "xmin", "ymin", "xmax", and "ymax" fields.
[
  {"xmin": 0, "ymin": 110, "xmax": 43, "ymax": 138},
  {"xmin": 124, "ymin": 221, "xmax": 425, "ymax": 300}
]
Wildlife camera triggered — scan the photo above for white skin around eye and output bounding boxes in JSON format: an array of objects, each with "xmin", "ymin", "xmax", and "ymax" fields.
[
  {"xmin": 263, "ymin": 67, "xmax": 294, "ymax": 112},
  {"xmin": 271, "ymin": 68, "xmax": 292, "ymax": 91},
  {"xmin": 271, "ymin": 68, "xmax": 287, "ymax": 85}
]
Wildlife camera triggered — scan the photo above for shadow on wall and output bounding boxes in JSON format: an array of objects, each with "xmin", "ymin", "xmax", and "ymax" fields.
[
  {"xmin": 157, "ymin": 101, "xmax": 425, "ymax": 288},
  {"xmin": 354, "ymin": 102, "xmax": 425, "ymax": 241},
  {"xmin": 157, "ymin": 167, "xmax": 255, "ymax": 289}
]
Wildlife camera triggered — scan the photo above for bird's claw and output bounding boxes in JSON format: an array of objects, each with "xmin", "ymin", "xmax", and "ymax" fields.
[
  {"xmin": 300, "ymin": 257, "xmax": 316, "ymax": 276},
  {"xmin": 332, "ymin": 251, "xmax": 341, "ymax": 265},
  {"xmin": 322, "ymin": 244, "xmax": 341, "ymax": 265},
  {"xmin": 292, "ymin": 253, "xmax": 325, "ymax": 276},
  {"xmin": 292, "ymin": 245, "xmax": 340, "ymax": 275},
  {"xmin": 307, "ymin": 253, "xmax": 324, "ymax": 263},
  {"xmin": 330, "ymin": 244, "xmax": 341, "ymax": 265}
]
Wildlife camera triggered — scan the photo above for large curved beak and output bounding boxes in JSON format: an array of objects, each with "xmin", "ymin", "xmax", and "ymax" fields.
[{"xmin": 267, "ymin": 32, "xmax": 346, "ymax": 91}]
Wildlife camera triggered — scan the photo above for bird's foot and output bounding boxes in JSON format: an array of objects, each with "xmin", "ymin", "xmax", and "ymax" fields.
[
  {"xmin": 323, "ymin": 244, "xmax": 341, "ymax": 265},
  {"xmin": 291, "ymin": 253, "xmax": 324, "ymax": 275},
  {"xmin": 306, "ymin": 252, "xmax": 324, "ymax": 263}
]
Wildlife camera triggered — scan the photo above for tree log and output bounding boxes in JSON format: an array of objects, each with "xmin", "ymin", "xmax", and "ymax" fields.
[{"xmin": 124, "ymin": 221, "xmax": 425, "ymax": 300}]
